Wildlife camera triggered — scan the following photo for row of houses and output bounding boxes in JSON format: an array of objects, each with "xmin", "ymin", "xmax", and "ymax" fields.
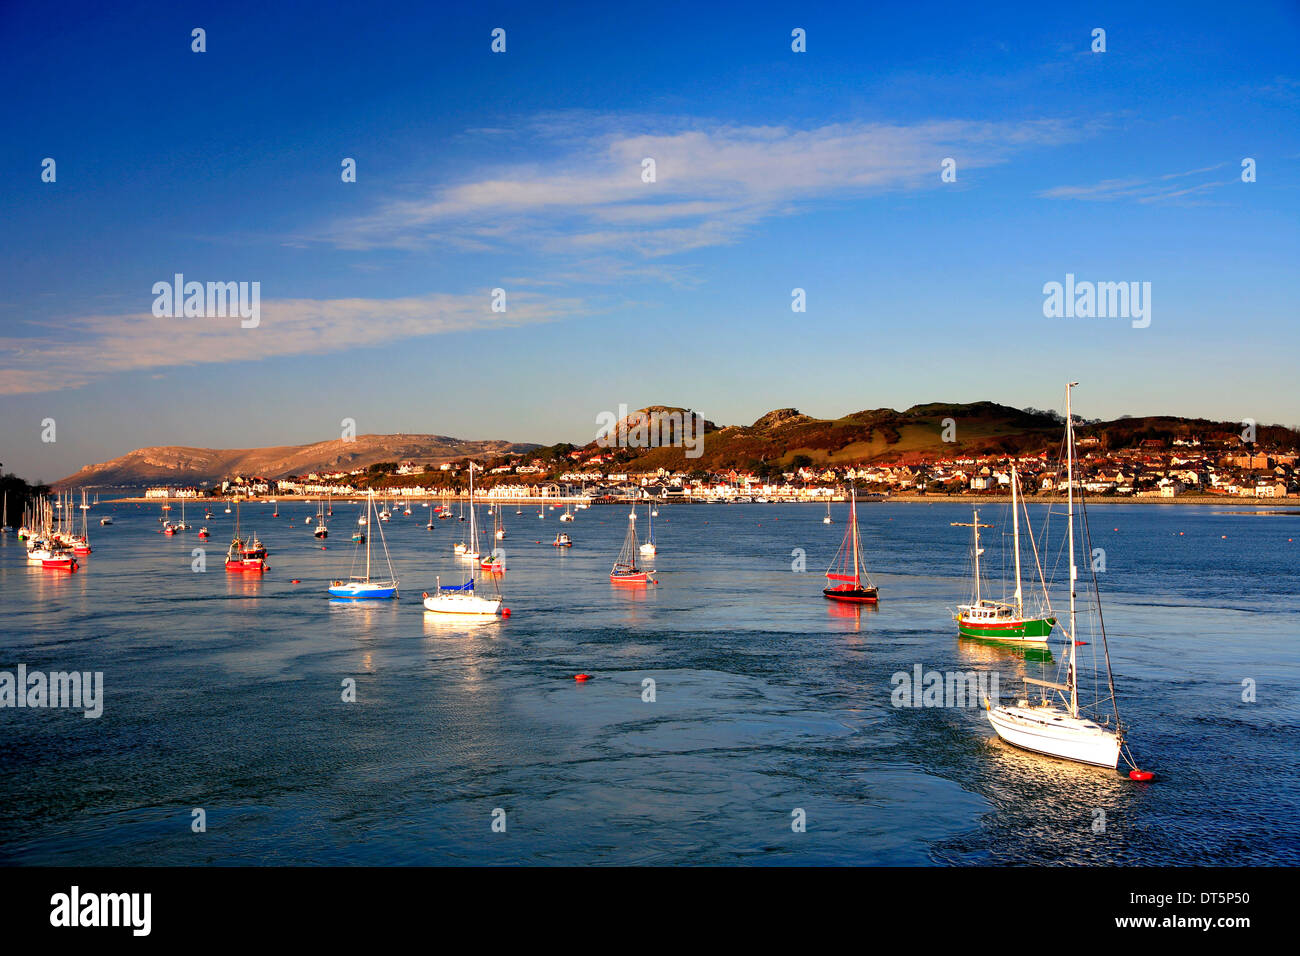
[{"xmin": 140, "ymin": 441, "xmax": 1299, "ymax": 500}]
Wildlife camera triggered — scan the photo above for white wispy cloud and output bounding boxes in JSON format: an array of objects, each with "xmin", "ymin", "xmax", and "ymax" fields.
[
  {"xmin": 0, "ymin": 291, "xmax": 583, "ymax": 395},
  {"xmin": 1040, "ymin": 162, "xmax": 1234, "ymax": 204},
  {"xmin": 309, "ymin": 115, "xmax": 1086, "ymax": 257}
]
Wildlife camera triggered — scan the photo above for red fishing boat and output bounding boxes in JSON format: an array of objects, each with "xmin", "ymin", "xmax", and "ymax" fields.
[{"xmin": 224, "ymin": 501, "xmax": 268, "ymax": 572}]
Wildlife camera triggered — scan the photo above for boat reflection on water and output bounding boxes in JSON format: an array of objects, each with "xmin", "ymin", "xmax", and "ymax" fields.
[
  {"xmin": 981, "ymin": 724, "xmax": 1135, "ymax": 795},
  {"xmin": 421, "ymin": 613, "xmax": 502, "ymax": 638},
  {"xmin": 826, "ymin": 598, "xmax": 878, "ymax": 632},
  {"xmin": 610, "ymin": 580, "xmax": 656, "ymax": 629},
  {"xmin": 225, "ymin": 573, "xmax": 265, "ymax": 598},
  {"xmin": 956, "ymin": 636, "xmax": 1054, "ymax": 666}
]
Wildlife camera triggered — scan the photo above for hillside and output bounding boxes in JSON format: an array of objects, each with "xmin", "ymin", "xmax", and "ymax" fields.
[
  {"xmin": 54, "ymin": 435, "xmax": 539, "ymax": 488},
  {"xmin": 596, "ymin": 402, "xmax": 1066, "ymax": 472},
  {"xmin": 54, "ymin": 403, "xmax": 1298, "ymax": 489}
]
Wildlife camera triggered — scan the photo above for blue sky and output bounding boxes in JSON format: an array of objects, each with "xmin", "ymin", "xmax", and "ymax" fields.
[{"xmin": 2, "ymin": 0, "xmax": 1298, "ymax": 482}]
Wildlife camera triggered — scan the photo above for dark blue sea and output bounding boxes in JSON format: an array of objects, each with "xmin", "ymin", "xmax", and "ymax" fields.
[{"xmin": 2, "ymin": 499, "xmax": 1297, "ymax": 865}]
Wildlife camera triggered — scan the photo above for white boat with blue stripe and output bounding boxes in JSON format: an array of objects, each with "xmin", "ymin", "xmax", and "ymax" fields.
[{"xmin": 328, "ymin": 492, "xmax": 398, "ymax": 601}]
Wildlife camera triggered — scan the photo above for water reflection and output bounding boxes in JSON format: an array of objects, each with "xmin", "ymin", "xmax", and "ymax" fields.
[
  {"xmin": 956, "ymin": 636, "xmax": 1054, "ymax": 666},
  {"xmin": 225, "ymin": 573, "xmax": 266, "ymax": 597},
  {"xmin": 825, "ymin": 599, "xmax": 879, "ymax": 632},
  {"xmin": 421, "ymin": 613, "xmax": 503, "ymax": 637}
]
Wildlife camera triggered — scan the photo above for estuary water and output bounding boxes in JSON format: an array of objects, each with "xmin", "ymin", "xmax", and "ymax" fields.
[{"xmin": 2, "ymin": 499, "xmax": 1297, "ymax": 865}]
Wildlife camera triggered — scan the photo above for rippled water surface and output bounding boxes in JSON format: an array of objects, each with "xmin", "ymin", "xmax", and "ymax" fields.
[{"xmin": 2, "ymin": 499, "xmax": 1298, "ymax": 864}]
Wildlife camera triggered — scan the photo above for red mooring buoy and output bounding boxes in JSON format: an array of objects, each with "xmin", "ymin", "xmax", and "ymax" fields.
[
  {"xmin": 290, "ymin": 579, "xmax": 300, "ymax": 584},
  {"xmin": 501, "ymin": 607, "xmax": 511, "ymax": 617},
  {"xmin": 574, "ymin": 673, "xmax": 592, "ymax": 682},
  {"xmin": 1129, "ymin": 769, "xmax": 1154, "ymax": 782}
]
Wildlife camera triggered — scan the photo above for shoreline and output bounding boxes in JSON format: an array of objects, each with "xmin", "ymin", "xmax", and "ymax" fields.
[{"xmin": 100, "ymin": 495, "xmax": 1298, "ymax": 509}]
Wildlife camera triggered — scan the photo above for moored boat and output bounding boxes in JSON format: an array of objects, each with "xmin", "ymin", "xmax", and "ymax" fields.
[
  {"xmin": 985, "ymin": 383, "xmax": 1146, "ymax": 777},
  {"xmin": 952, "ymin": 468, "xmax": 1055, "ymax": 645},
  {"xmin": 610, "ymin": 509, "xmax": 651, "ymax": 584},
  {"xmin": 327, "ymin": 493, "xmax": 398, "ymax": 599},
  {"xmin": 638, "ymin": 499, "xmax": 656, "ymax": 556},
  {"xmin": 422, "ymin": 576, "xmax": 502, "ymax": 615},
  {"xmin": 822, "ymin": 489, "xmax": 877, "ymax": 603}
]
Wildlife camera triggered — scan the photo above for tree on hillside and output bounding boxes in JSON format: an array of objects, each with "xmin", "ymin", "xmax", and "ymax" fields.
[{"xmin": 0, "ymin": 472, "xmax": 48, "ymax": 525}]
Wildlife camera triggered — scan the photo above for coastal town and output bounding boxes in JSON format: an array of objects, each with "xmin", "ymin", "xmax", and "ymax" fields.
[{"xmin": 137, "ymin": 434, "xmax": 1299, "ymax": 503}]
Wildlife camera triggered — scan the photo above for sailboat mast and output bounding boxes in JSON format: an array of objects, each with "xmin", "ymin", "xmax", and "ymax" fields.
[
  {"xmin": 366, "ymin": 493, "xmax": 373, "ymax": 580},
  {"xmin": 1011, "ymin": 467, "xmax": 1023, "ymax": 615},
  {"xmin": 1066, "ymin": 382, "xmax": 1079, "ymax": 719},
  {"xmin": 972, "ymin": 509, "xmax": 981, "ymax": 603},
  {"xmin": 470, "ymin": 463, "xmax": 487, "ymax": 554},
  {"xmin": 850, "ymin": 488, "xmax": 860, "ymax": 584}
]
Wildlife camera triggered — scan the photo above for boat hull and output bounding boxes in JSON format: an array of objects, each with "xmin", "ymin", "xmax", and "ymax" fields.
[
  {"xmin": 823, "ymin": 585, "xmax": 878, "ymax": 604},
  {"xmin": 610, "ymin": 571, "xmax": 648, "ymax": 585},
  {"xmin": 987, "ymin": 705, "xmax": 1120, "ymax": 768},
  {"xmin": 225, "ymin": 559, "xmax": 267, "ymax": 573},
  {"xmin": 422, "ymin": 593, "xmax": 501, "ymax": 615},
  {"xmin": 328, "ymin": 582, "xmax": 397, "ymax": 600},
  {"xmin": 957, "ymin": 614, "xmax": 1055, "ymax": 643}
]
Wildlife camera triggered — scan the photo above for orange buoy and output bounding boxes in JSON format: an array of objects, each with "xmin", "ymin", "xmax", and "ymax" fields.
[
  {"xmin": 501, "ymin": 607, "xmax": 511, "ymax": 617},
  {"xmin": 574, "ymin": 673, "xmax": 592, "ymax": 682},
  {"xmin": 291, "ymin": 579, "xmax": 300, "ymax": 584},
  {"xmin": 1129, "ymin": 769, "xmax": 1154, "ymax": 782}
]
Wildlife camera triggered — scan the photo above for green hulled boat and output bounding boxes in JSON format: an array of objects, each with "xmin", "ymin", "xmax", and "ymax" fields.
[{"xmin": 952, "ymin": 467, "xmax": 1055, "ymax": 645}]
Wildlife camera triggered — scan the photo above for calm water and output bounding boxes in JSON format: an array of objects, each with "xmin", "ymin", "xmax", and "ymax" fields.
[{"xmin": 2, "ymin": 499, "xmax": 1298, "ymax": 865}]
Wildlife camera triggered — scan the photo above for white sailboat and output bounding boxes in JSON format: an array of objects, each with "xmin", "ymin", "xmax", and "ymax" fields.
[
  {"xmin": 425, "ymin": 465, "xmax": 504, "ymax": 616},
  {"xmin": 422, "ymin": 573, "xmax": 503, "ymax": 615},
  {"xmin": 823, "ymin": 499, "xmax": 833, "ymax": 524},
  {"xmin": 454, "ymin": 463, "xmax": 482, "ymax": 558},
  {"xmin": 638, "ymin": 498, "xmax": 656, "ymax": 556},
  {"xmin": 986, "ymin": 383, "xmax": 1149, "ymax": 778}
]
